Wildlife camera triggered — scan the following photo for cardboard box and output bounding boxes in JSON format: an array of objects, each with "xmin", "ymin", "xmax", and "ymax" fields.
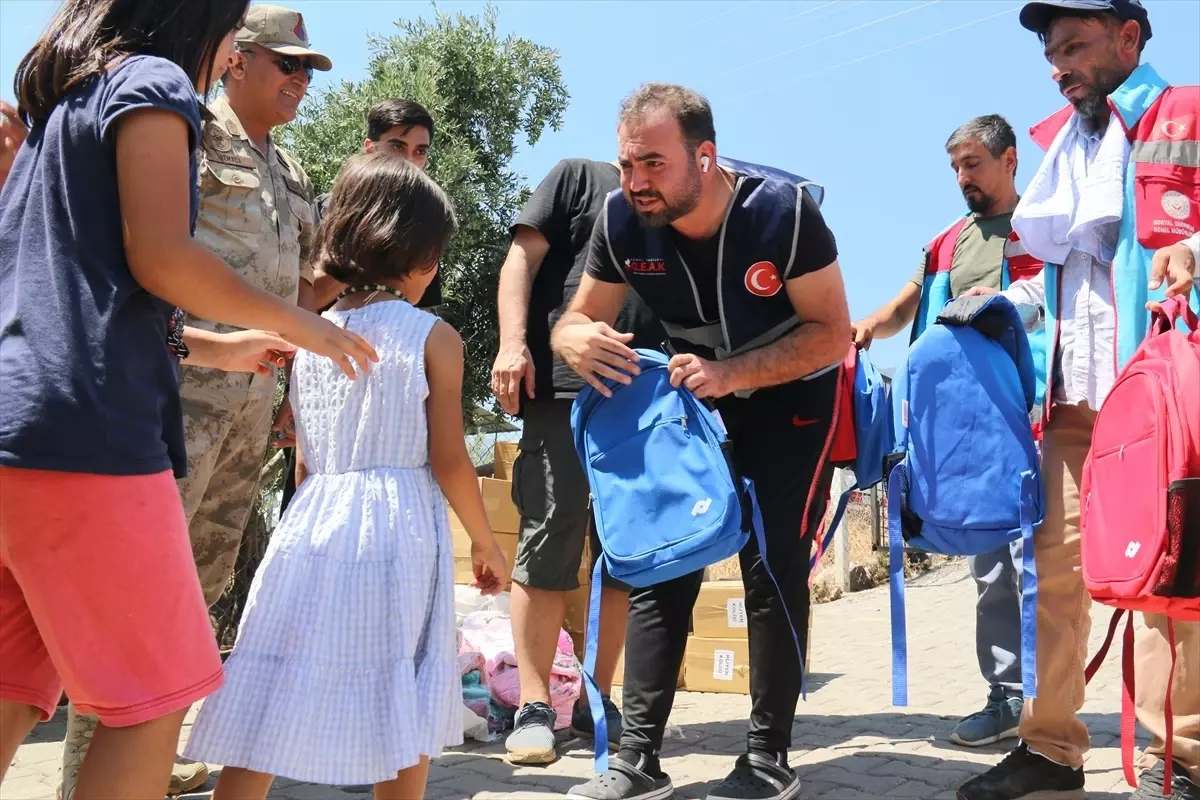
[
  {"xmin": 493, "ymin": 441, "xmax": 519, "ymax": 480},
  {"xmin": 613, "ymin": 645, "xmax": 686, "ymax": 688},
  {"xmin": 691, "ymin": 581, "xmax": 749, "ymax": 639},
  {"xmin": 449, "ymin": 477, "xmax": 518, "ymax": 586},
  {"xmin": 704, "ymin": 554, "xmax": 742, "ymax": 581},
  {"xmin": 453, "ymin": 531, "xmax": 519, "ymax": 587},
  {"xmin": 563, "ymin": 584, "xmax": 590, "ymax": 636},
  {"xmin": 683, "ymin": 636, "xmax": 751, "ymax": 694},
  {"xmin": 450, "ymin": 510, "xmax": 519, "ymax": 559},
  {"xmin": 448, "ymin": 478, "xmax": 521, "ymax": 537},
  {"xmin": 613, "ymin": 612, "xmax": 812, "ymax": 695},
  {"xmin": 450, "ymin": 513, "xmax": 471, "ymax": 557},
  {"xmin": 480, "ymin": 477, "xmax": 521, "ymax": 533},
  {"xmin": 562, "ymin": 583, "xmax": 591, "ymax": 660}
]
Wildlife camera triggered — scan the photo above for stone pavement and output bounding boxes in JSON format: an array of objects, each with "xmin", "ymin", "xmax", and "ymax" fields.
[{"xmin": 6, "ymin": 561, "xmax": 1143, "ymax": 799}]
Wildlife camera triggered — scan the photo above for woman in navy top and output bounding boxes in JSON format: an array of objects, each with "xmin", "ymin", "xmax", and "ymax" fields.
[{"xmin": 0, "ymin": 0, "xmax": 377, "ymax": 794}]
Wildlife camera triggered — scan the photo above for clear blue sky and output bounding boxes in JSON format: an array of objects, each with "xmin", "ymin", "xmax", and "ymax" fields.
[{"xmin": 3, "ymin": 0, "xmax": 1198, "ymax": 369}]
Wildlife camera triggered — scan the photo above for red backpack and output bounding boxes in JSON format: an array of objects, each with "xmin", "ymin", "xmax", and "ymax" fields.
[{"xmin": 1080, "ymin": 296, "xmax": 1200, "ymax": 793}]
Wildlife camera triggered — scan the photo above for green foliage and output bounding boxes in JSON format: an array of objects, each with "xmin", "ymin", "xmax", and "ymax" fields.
[{"xmin": 284, "ymin": 4, "xmax": 569, "ymax": 410}]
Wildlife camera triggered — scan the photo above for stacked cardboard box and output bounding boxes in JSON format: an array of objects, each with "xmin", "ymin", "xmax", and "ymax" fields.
[
  {"xmin": 703, "ymin": 553, "xmax": 742, "ymax": 581},
  {"xmin": 684, "ymin": 581, "xmax": 752, "ymax": 693},
  {"xmin": 451, "ymin": 474, "xmax": 521, "ymax": 588},
  {"xmin": 612, "ymin": 645, "xmax": 687, "ymax": 689},
  {"xmin": 562, "ymin": 536, "xmax": 593, "ymax": 660},
  {"xmin": 493, "ymin": 440, "xmax": 519, "ymax": 480},
  {"xmin": 683, "ymin": 581, "xmax": 812, "ymax": 694},
  {"xmin": 684, "ymin": 636, "xmax": 752, "ymax": 694}
]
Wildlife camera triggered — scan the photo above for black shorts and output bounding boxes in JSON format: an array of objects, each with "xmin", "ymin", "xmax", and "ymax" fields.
[{"xmin": 511, "ymin": 398, "xmax": 629, "ymax": 592}]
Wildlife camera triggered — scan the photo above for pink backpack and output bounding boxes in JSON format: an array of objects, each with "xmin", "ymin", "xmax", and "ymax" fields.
[{"xmin": 1080, "ymin": 296, "xmax": 1200, "ymax": 793}]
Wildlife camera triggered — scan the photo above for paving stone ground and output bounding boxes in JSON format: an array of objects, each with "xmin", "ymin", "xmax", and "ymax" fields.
[{"xmin": 5, "ymin": 561, "xmax": 1143, "ymax": 799}]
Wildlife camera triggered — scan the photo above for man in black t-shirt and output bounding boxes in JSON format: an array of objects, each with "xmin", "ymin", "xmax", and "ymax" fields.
[
  {"xmin": 553, "ymin": 84, "xmax": 851, "ymax": 800},
  {"xmin": 490, "ymin": 158, "xmax": 663, "ymax": 765}
]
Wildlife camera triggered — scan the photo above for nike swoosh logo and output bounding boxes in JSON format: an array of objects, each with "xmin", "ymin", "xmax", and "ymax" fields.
[{"xmin": 792, "ymin": 416, "xmax": 819, "ymax": 427}]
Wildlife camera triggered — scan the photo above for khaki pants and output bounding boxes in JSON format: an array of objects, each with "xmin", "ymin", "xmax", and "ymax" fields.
[
  {"xmin": 176, "ymin": 369, "xmax": 277, "ymax": 606},
  {"xmin": 1019, "ymin": 403, "xmax": 1200, "ymax": 782},
  {"xmin": 1137, "ymin": 613, "xmax": 1200, "ymax": 782}
]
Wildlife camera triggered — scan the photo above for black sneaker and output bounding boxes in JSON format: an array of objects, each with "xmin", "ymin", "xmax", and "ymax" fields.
[
  {"xmin": 1133, "ymin": 761, "xmax": 1200, "ymax": 800},
  {"xmin": 571, "ymin": 694, "xmax": 623, "ymax": 750},
  {"xmin": 505, "ymin": 701, "xmax": 557, "ymax": 765},
  {"xmin": 706, "ymin": 752, "xmax": 801, "ymax": 800},
  {"xmin": 957, "ymin": 743, "xmax": 1085, "ymax": 800},
  {"xmin": 566, "ymin": 752, "xmax": 674, "ymax": 800}
]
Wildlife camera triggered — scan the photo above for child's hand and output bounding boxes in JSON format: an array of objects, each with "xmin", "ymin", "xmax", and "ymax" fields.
[
  {"xmin": 471, "ymin": 538, "xmax": 508, "ymax": 596},
  {"xmin": 279, "ymin": 308, "xmax": 379, "ymax": 379},
  {"xmin": 184, "ymin": 329, "xmax": 295, "ymax": 375}
]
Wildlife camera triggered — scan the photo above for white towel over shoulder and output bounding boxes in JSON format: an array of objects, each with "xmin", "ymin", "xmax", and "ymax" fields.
[{"xmin": 1012, "ymin": 112, "xmax": 1130, "ymax": 267}]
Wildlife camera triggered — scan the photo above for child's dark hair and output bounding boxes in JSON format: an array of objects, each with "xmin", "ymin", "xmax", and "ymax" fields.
[
  {"xmin": 311, "ymin": 152, "xmax": 458, "ymax": 286},
  {"xmin": 15, "ymin": 0, "xmax": 249, "ymax": 128}
]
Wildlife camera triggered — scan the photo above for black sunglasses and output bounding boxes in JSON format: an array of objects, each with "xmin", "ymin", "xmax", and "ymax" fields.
[
  {"xmin": 270, "ymin": 53, "xmax": 314, "ymax": 82},
  {"xmin": 239, "ymin": 46, "xmax": 314, "ymax": 82}
]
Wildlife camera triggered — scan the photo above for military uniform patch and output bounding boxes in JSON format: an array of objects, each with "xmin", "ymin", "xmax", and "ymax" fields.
[
  {"xmin": 205, "ymin": 149, "xmax": 256, "ymax": 170},
  {"xmin": 203, "ymin": 122, "xmax": 233, "ymax": 153}
]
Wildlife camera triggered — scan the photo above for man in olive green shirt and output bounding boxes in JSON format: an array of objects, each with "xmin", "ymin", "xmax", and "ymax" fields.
[
  {"xmin": 851, "ymin": 114, "xmax": 1032, "ymax": 750},
  {"xmin": 908, "ymin": 211, "xmax": 1018, "ymax": 300},
  {"xmin": 853, "ymin": 115, "xmax": 1025, "ymax": 348}
]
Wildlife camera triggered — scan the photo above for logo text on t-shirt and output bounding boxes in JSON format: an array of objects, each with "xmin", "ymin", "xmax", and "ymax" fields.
[{"xmin": 625, "ymin": 257, "xmax": 666, "ymax": 274}]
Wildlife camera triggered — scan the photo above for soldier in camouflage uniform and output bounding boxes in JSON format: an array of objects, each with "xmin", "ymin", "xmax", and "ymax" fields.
[{"xmin": 57, "ymin": 6, "xmax": 332, "ymax": 797}]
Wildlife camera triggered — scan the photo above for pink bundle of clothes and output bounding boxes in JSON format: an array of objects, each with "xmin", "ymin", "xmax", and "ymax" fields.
[{"xmin": 458, "ymin": 609, "xmax": 580, "ymax": 730}]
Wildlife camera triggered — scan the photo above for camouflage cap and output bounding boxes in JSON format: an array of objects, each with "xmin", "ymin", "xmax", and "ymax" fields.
[{"xmin": 236, "ymin": 5, "xmax": 333, "ymax": 72}]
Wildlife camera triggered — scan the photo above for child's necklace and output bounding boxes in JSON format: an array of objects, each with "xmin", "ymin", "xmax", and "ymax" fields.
[{"xmin": 334, "ymin": 284, "xmax": 409, "ymax": 305}]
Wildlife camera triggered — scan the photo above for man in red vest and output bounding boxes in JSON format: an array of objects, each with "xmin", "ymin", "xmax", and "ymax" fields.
[
  {"xmin": 957, "ymin": 2, "xmax": 1200, "ymax": 799},
  {"xmin": 853, "ymin": 115, "xmax": 1045, "ymax": 752}
]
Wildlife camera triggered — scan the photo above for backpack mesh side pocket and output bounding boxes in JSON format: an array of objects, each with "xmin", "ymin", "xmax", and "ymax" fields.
[
  {"xmin": 895, "ymin": 461, "xmax": 923, "ymax": 544},
  {"xmin": 1157, "ymin": 478, "xmax": 1200, "ymax": 599}
]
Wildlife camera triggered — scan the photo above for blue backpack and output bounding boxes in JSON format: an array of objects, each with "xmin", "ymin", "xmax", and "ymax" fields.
[
  {"xmin": 571, "ymin": 348, "xmax": 805, "ymax": 771},
  {"xmin": 887, "ymin": 294, "xmax": 1043, "ymax": 706},
  {"xmin": 809, "ymin": 345, "xmax": 894, "ymax": 573}
]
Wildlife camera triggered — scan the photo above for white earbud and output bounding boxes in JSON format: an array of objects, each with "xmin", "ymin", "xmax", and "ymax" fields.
[{"xmin": 701, "ymin": 155, "xmax": 711, "ymax": 173}]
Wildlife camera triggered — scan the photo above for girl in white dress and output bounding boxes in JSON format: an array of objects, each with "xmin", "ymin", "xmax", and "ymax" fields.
[{"xmin": 185, "ymin": 152, "xmax": 509, "ymax": 799}]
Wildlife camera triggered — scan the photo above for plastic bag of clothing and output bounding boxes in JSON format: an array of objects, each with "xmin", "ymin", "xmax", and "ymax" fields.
[{"xmin": 459, "ymin": 610, "xmax": 581, "ymax": 730}]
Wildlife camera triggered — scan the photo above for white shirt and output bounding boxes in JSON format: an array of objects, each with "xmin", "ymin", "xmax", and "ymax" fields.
[{"xmin": 1003, "ymin": 132, "xmax": 1200, "ymax": 412}]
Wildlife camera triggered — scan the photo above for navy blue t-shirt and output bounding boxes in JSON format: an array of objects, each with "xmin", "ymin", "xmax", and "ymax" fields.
[{"xmin": 0, "ymin": 56, "xmax": 201, "ymax": 477}]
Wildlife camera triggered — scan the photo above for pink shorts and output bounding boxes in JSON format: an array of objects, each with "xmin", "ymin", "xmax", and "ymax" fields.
[{"xmin": 0, "ymin": 466, "xmax": 223, "ymax": 727}]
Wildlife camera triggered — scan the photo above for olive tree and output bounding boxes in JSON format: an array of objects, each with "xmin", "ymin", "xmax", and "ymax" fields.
[{"xmin": 284, "ymin": 5, "xmax": 569, "ymax": 411}]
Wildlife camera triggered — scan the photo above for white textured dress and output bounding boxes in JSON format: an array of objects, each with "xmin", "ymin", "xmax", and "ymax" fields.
[{"xmin": 185, "ymin": 300, "xmax": 463, "ymax": 784}]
